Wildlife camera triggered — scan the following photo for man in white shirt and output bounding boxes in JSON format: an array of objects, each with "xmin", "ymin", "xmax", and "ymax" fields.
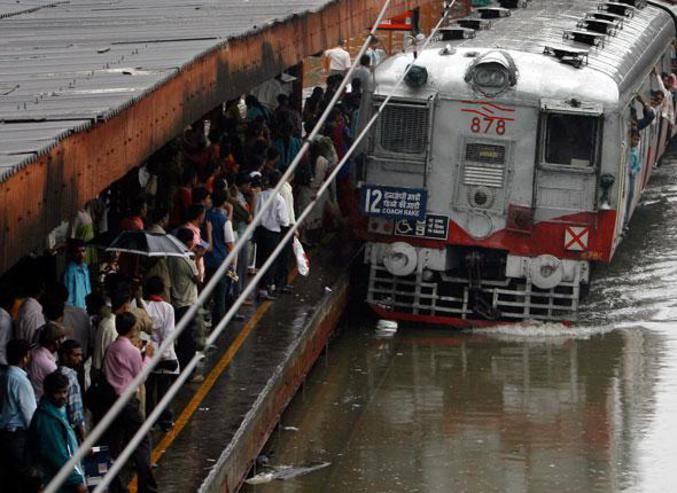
[
  {"xmin": 275, "ymin": 174, "xmax": 296, "ymax": 294},
  {"xmin": 254, "ymin": 170, "xmax": 290, "ymax": 300},
  {"xmin": 91, "ymin": 291, "xmax": 130, "ymax": 379},
  {"xmin": 143, "ymin": 276, "xmax": 179, "ymax": 430},
  {"xmin": 324, "ymin": 40, "xmax": 351, "ymax": 77},
  {"xmin": 15, "ymin": 281, "xmax": 45, "ymax": 347}
]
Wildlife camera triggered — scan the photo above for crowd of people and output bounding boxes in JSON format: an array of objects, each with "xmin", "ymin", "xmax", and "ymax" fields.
[
  {"xmin": 626, "ymin": 66, "xmax": 677, "ymax": 228},
  {"xmin": 0, "ymin": 38, "xmax": 384, "ymax": 492}
]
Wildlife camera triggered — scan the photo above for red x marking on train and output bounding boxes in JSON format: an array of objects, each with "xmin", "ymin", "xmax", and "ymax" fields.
[{"xmin": 564, "ymin": 226, "xmax": 589, "ymax": 251}]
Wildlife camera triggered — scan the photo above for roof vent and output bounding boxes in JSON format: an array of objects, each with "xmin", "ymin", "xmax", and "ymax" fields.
[
  {"xmin": 585, "ymin": 11, "xmax": 625, "ymax": 29},
  {"xmin": 598, "ymin": 2, "xmax": 636, "ymax": 17},
  {"xmin": 577, "ymin": 18, "xmax": 618, "ymax": 35},
  {"xmin": 543, "ymin": 45, "xmax": 589, "ymax": 68},
  {"xmin": 563, "ymin": 30, "xmax": 606, "ymax": 47},
  {"xmin": 498, "ymin": 0, "xmax": 526, "ymax": 8},
  {"xmin": 456, "ymin": 18, "xmax": 492, "ymax": 30},
  {"xmin": 616, "ymin": 0, "xmax": 647, "ymax": 8},
  {"xmin": 438, "ymin": 26, "xmax": 476, "ymax": 41},
  {"xmin": 476, "ymin": 7, "xmax": 511, "ymax": 19}
]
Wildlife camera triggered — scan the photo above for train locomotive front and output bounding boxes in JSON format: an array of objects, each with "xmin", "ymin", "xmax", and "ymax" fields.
[{"xmin": 359, "ymin": 1, "xmax": 677, "ymax": 326}]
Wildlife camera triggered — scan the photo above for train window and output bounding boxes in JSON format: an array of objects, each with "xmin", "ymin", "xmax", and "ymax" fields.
[
  {"xmin": 544, "ymin": 114, "xmax": 599, "ymax": 167},
  {"xmin": 378, "ymin": 103, "xmax": 429, "ymax": 155}
]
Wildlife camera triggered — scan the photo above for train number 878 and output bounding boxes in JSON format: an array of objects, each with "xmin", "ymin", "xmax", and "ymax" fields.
[{"xmin": 471, "ymin": 117, "xmax": 507, "ymax": 135}]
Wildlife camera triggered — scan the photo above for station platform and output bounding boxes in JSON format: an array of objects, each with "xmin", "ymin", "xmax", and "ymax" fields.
[{"xmin": 141, "ymin": 238, "xmax": 357, "ymax": 492}]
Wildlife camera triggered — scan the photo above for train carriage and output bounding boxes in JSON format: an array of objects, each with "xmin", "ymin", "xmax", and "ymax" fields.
[{"xmin": 360, "ymin": 0, "xmax": 677, "ymax": 326}]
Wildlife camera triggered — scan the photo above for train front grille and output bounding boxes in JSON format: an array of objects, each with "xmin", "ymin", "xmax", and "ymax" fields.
[{"xmin": 367, "ymin": 264, "xmax": 580, "ymax": 322}]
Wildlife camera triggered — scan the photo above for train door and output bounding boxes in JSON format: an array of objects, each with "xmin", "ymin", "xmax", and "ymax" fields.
[
  {"xmin": 534, "ymin": 99, "xmax": 603, "ymax": 222},
  {"xmin": 617, "ymin": 115, "xmax": 631, "ymax": 238}
]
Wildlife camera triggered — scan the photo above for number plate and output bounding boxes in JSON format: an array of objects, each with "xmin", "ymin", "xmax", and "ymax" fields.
[{"xmin": 361, "ymin": 185, "xmax": 427, "ymax": 220}]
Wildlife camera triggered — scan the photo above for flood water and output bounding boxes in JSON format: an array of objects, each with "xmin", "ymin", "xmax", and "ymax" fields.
[{"xmin": 243, "ymin": 160, "xmax": 677, "ymax": 493}]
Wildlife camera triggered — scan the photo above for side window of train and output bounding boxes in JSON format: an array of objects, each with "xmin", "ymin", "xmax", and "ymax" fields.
[{"xmin": 543, "ymin": 113, "xmax": 600, "ymax": 167}]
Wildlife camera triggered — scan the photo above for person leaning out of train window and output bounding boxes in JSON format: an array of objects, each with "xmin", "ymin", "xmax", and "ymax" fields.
[
  {"xmin": 625, "ymin": 129, "xmax": 642, "ymax": 229},
  {"xmin": 632, "ymin": 94, "xmax": 655, "ymax": 131},
  {"xmin": 652, "ymin": 68, "xmax": 676, "ymax": 128}
]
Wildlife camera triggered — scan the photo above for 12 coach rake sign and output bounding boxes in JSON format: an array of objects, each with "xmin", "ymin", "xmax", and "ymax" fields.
[{"xmin": 361, "ymin": 185, "xmax": 428, "ymax": 220}]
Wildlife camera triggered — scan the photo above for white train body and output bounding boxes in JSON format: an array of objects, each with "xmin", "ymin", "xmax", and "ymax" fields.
[{"xmin": 361, "ymin": 0, "xmax": 677, "ymax": 325}]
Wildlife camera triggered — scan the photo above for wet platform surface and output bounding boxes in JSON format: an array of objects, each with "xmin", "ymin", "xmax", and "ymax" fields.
[{"xmin": 151, "ymin": 237, "xmax": 357, "ymax": 492}]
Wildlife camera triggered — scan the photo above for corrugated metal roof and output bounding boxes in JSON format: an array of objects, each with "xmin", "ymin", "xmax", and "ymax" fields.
[{"xmin": 0, "ymin": 0, "xmax": 334, "ymax": 181}]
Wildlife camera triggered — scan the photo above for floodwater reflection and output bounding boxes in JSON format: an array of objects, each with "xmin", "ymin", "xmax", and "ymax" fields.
[{"xmin": 244, "ymin": 163, "xmax": 677, "ymax": 492}]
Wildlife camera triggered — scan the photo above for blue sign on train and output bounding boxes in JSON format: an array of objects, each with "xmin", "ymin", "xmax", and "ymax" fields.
[{"xmin": 361, "ymin": 185, "xmax": 427, "ymax": 220}]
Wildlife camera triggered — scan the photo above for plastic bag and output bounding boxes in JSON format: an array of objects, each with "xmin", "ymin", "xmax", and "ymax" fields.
[{"xmin": 293, "ymin": 237, "xmax": 310, "ymax": 276}]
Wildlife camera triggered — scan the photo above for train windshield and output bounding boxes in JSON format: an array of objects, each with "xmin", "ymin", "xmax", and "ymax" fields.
[{"xmin": 544, "ymin": 113, "xmax": 598, "ymax": 167}]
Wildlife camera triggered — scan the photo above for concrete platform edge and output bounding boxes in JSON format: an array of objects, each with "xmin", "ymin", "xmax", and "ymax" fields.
[{"xmin": 198, "ymin": 271, "xmax": 350, "ymax": 493}]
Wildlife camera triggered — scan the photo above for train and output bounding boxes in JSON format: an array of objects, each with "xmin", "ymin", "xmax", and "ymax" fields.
[{"xmin": 359, "ymin": 0, "xmax": 677, "ymax": 326}]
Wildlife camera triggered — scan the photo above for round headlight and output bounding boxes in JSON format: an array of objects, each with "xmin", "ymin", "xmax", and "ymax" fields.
[{"xmin": 473, "ymin": 63, "xmax": 509, "ymax": 88}]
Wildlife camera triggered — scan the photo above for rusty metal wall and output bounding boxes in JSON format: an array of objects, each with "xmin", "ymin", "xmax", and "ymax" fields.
[{"xmin": 0, "ymin": 0, "xmax": 443, "ymax": 274}]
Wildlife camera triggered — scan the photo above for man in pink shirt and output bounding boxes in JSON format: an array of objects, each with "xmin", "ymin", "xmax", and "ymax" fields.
[
  {"xmin": 104, "ymin": 312, "xmax": 158, "ymax": 493},
  {"xmin": 28, "ymin": 322, "xmax": 68, "ymax": 400}
]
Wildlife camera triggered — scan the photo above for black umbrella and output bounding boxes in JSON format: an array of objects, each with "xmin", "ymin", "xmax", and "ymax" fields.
[{"xmin": 106, "ymin": 231, "xmax": 191, "ymax": 258}]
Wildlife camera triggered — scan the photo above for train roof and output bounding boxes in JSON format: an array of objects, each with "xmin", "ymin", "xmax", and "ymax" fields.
[{"xmin": 374, "ymin": 0, "xmax": 676, "ymax": 109}]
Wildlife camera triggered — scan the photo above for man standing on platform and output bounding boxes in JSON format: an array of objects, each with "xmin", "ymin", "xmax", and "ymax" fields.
[
  {"xmin": 254, "ymin": 170, "xmax": 290, "ymax": 300},
  {"xmin": 58, "ymin": 339, "xmax": 86, "ymax": 443},
  {"xmin": 63, "ymin": 239, "xmax": 92, "ymax": 311},
  {"xmin": 324, "ymin": 39, "xmax": 351, "ymax": 77},
  {"xmin": 104, "ymin": 312, "xmax": 158, "ymax": 493},
  {"xmin": 27, "ymin": 371, "xmax": 87, "ymax": 493},
  {"xmin": 28, "ymin": 321, "xmax": 68, "ymax": 401},
  {"xmin": 167, "ymin": 228, "xmax": 203, "ymax": 382},
  {"xmin": 0, "ymin": 339, "xmax": 36, "ymax": 491},
  {"xmin": 205, "ymin": 190, "xmax": 236, "ymax": 325}
]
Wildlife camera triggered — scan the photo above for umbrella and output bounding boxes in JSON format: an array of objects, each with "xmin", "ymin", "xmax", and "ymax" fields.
[{"xmin": 106, "ymin": 231, "xmax": 191, "ymax": 257}]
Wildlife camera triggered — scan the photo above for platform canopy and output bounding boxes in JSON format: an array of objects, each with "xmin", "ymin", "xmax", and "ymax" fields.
[{"xmin": 0, "ymin": 0, "xmax": 440, "ymax": 273}]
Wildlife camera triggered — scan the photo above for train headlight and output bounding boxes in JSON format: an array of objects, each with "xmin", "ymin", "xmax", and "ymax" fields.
[
  {"xmin": 473, "ymin": 64, "xmax": 509, "ymax": 88},
  {"xmin": 465, "ymin": 51, "xmax": 518, "ymax": 96}
]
